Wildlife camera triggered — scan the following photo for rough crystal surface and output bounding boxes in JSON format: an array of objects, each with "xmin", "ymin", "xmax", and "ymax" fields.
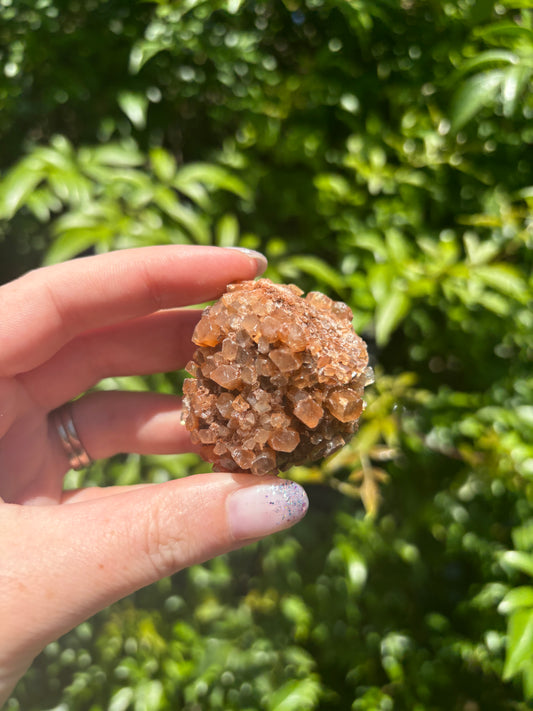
[{"xmin": 182, "ymin": 279, "xmax": 372, "ymax": 475}]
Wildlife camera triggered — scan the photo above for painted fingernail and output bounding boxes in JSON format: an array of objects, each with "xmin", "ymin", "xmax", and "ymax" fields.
[
  {"xmin": 225, "ymin": 247, "xmax": 268, "ymax": 276},
  {"xmin": 227, "ymin": 480, "xmax": 309, "ymax": 541}
]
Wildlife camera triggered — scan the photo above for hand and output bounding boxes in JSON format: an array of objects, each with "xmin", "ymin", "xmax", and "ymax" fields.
[{"xmin": 0, "ymin": 246, "xmax": 308, "ymax": 705}]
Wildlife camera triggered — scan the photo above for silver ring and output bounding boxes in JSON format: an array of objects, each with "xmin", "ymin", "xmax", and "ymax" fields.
[{"xmin": 52, "ymin": 403, "xmax": 92, "ymax": 471}]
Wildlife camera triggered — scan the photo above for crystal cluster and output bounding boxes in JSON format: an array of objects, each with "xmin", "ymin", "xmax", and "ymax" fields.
[{"xmin": 182, "ymin": 279, "xmax": 372, "ymax": 476}]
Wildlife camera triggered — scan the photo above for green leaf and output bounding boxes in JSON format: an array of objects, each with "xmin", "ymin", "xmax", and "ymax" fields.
[
  {"xmin": 174, "ymin": 162, "xmax": 251, "ymax": 200},
  {"xmin": 375, "ymin": 289, "xmax": 410, "ymax": 346},
  {"xmin": 150, "ymin": 147, "xmax": 177, "ymax": 183},
  {"xmin": 129, "ymin": 40, "xmax": 168, "ymax": 74},
  {"xmin": 384, "ymin": 228, "xmax": 411, "ymax": 263},
  {"xmin": 502, "ymin": 551, "xmax": 533, "ymax": 577},
  {"xmin": 503, "ymin": 609, "xmax": 533, "ymax": 680},
  {"xmin": 450, "ymin": 70, "xmax": 505, "ymax": 130},
  {"xmin": 109, "ymin": 687, "xmax": 134, "ymax": 711},
  {"xmin": 501, "ymin": 65, "xmax": 532, "ymax": 117},
  {"xmin": 118, "ymin": 91, "xmax": 148, "ymax": 129},
  {"xmin": 499, "ymin": 586, "xmax": 533, "ymax": 614},
  {"xmin": 44, "ymin": 229, "xmax": 106, "ymax": 265},
  {"xmin": 134, "ymin": 680, "xmax": 163, "ymax": 711},
  {"xmin": 268, "ymin": 678, "xmax": 322, "ymax": 711},
  {"xmin": 284, "ymin": 255, "xmax": 346, "ymax": 293},
  {"xmin": 451, "ymin": 50, "xmax": 519, "ymax": 79},
  {"xmin": 474, "ymin": 21, "xmax": 533, "ymax": 43},
  {"xmin": 354, "ymin": 232, "xmax": 388, "ymax": 260},
  {"xmin": 215, "ymin": 213, "xmax": 240, "ymax": 247},
  {"xmin": 153, "ymin": 187, "xmax": 210, "ymax": 244},
  {"xmin": 463, "ymin": 232, "xmax": 500, "ymax": 265},
  {"xmin": 88, "ymin": 144, "xmax": 145, "ymax": 168},
  {"xmin": 0, "ymin": 163, "xmax": 43, "ymax": 218},
  {"xmin": 475, "ymin": 263, "xmax": 526, "ymax": 300}
]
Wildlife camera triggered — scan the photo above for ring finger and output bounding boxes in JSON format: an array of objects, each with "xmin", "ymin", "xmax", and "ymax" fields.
[{"xmin": 50, "ymin": 390, "xmax": 197, "ymax": 472}]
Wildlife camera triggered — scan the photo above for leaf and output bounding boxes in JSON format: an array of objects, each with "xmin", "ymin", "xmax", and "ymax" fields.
[
  {"xmin": 118, "ymin": 91, "xmax": 148, "ymax": 129},
  {"xmin": 174, "ymin": 162, "xmax": 251, "ymax": 200},
  {"xmin": 0, "ymin": 163, "xmax": 43, "ymax": 218},
  {"xmin": 474, "ymin": 21, "xmax": 533, "ymax": 43},
  {"xmin": 450, "ymin": 70, "xmax": 505, "ymax": 131},
  {"xmin": 134, "ymin": 680, "xmax": 163, "ymax": 711},
  {"xmin": 502, "ymin": 550, "xmax": 533, "ymax": 577},
  {"xmin": 268, "ymin": 678, "xmax": 322, "ymax": 711},
  {"xmin": 216, "ymin": 213, "xmax": 240, "ymax": 247},
  {"xmin": 109, "ymin": 687, "xmax": 134, "ymax": 711},
  {"xmin": 129, "ymin": 40, "xmax": 168, "ymax": 74},
  {"xmin": 153, "ymin": 187, "xmax": 210, "ymax": 244},
  {"xmin": 475, "ymin": 263, "xmax": 526, "ymax": 300},
  {"xmin": 385, "ymin": 228, "xmax": 411, "ymax": 264},
  {"xmin": 503, "ymin": 608, "xmax": 533, "ymax": 680},
  {"xmin": 150, "ymin": 147, "xmax": 177, "ymax": 183},
  {"xmin": 285, "ymin": 255, "xmax": 346, "ymax": 293},
  {"xmin": 501, "ymin": 65, "xmax": 532, "ymax": 117},
  {"xmin": 88, "ymin": 144, "xmax": 145, "ymax": 168},
  {"xmin": 354, "ymin": 232, "xmax": 388, "ymax": 260},
  {"xmin": 451, "ymin": 50, "xmax": 519, "ymax": 80},
  {"xmin": 375, "ymin": 288, "xmax": 410, "ymax": 346},
  {"xmin": 44, "ymin": 229, "xmax": 106, "ymax": 265},
  {"xmin": 499, "ymin": 586, "xmax": 533, "ymax": 615},
  {"xmin": 463, "ymin": 232, "xmax": 500, "ymax": 265}
]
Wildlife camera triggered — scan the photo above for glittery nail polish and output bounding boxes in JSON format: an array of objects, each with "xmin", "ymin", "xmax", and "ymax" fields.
[{"xmin": 227, "ymin": 480, "xmax": 309, "ymax": 540}]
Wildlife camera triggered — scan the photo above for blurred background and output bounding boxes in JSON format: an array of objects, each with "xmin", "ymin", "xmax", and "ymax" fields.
[{"xmin": 1, "ymin": 1, "xmax": 533, "ymax": 709}]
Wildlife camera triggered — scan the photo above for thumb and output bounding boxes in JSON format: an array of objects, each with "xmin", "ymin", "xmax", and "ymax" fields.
[{"xmin": 1, "ymin": 474, "xmax": 308, "ymax": 674}]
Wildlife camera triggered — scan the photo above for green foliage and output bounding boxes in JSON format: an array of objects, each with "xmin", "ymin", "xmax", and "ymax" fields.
[{"xmin": 2, "ymin": 0, "xmax": 533, "ymax": 709}]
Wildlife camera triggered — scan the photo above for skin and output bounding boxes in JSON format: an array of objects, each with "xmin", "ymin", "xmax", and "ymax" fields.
[{"xmin": 0, "ymin": 246, "xmax": 307, "ymax": 705}]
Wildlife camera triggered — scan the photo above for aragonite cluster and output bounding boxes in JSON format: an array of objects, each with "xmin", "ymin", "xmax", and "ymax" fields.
[{"xmin": 182, "ymin": 279, "xmax": 372, "ymax": 476}]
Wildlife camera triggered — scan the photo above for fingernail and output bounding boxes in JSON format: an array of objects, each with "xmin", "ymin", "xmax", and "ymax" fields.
[
  {"xmin": 227, "ymin": 480, "xmax": 309, "ymax": 541},
  {"xmin": 225, "ymin": 247, "xmax": 268, "ymax": 276}
]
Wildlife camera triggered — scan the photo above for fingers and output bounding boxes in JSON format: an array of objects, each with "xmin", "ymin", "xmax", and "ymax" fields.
[
  {"xmin": 0, "ymin": 475, "xmax": 308, "ymax": 665},
  {"xmin": 69, "ymin": 390, "xmax": 192, "ymax": 461},
  {"xmin": 12, "ymin": 392, "xmax": 191, "ymax": 505},
  {"xmin": 20, "ymin": 308, "xmax": 201, "ymax": 410},
  {"xmin": 0, "ymin": 245, "xmax": 266, "ymax": 377}
]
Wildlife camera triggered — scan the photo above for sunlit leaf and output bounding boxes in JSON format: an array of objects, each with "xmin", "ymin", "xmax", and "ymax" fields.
[
  {"xmin": 153, "ymin": 186, "xmax": 210, "ymax": 244},
  {"xmin": 174, "ymin": 162, "xmax": 251, "ymax": 200},
  {"xmin": 216, "ymin": 213, "xmax": 240, "ymax": 247},
  {"xmin": 475, "ymin": 263, "xmax": 526, "ymax": 300},
  {"xmin": 0, "ymin": 164, "xmax": 43, "ymax": 218},
  {"xmin": 503, "ymin": 609, "xmax": 533, "ymax": 680},
  {"xmin": 150, "ymin": 147, "xmax": 177, "ymax": 183},
  {"xmin": 450, "ymin": 70, "xmax": 505, "ymax": 130},
  {"xmin": 502, "ymin": 551, "xmax": 533, "ymax": 577},
  {"xmin": 268, "ymin": 677, "xmax": 322, "ymax": 711},
  {"xmin": 499, "ymin": 586, "xmax": 533, "ymax": 615},
  {"xmin": 44, "ymin": 229, "xmax": 106, "ymax": 265},
  {"xmin": 118, "ymin": 91, "xmax": 148, "ymax": 129},
  {"xmin": 501, "ymin": 65, "xmax": 532, "ymax": 117},
  {"xmin": 451, "ymin": 49, "xmax": 519, "ymax": 79},
  {"xmin": 109, "ymin": 687, "xmax": 134, "ymax": 711},
  {"xmin": 375, "ymin": 288, "xmax": 410, "ymax": 346},
  {"xmin": 285, "ymin": 254, "xmax": 346, "ymax": 293}
]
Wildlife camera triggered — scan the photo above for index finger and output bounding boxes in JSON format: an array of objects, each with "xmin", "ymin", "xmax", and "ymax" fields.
[{"xmin": 0, "ymin": 245, "xmax": 266, "ymax": 377}]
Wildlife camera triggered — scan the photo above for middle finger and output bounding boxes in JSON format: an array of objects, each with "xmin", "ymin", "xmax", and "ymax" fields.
[{"xmin": 19, "ymin": 309, "xmax": 201, "ymax": 410}]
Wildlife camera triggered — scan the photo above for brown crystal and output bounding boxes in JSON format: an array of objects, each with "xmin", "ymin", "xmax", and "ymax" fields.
[{"xmin": 182, "ymin": 278, "xmax": 371, "ymax": 476}]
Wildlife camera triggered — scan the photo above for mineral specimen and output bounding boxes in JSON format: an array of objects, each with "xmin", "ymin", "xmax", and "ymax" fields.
[{"xmin": 182, "ymin": 279, "xmax": 372, "ymax": 476}]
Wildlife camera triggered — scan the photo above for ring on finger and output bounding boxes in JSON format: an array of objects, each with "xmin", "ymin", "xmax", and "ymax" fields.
[{"xmin": 51, "ymin": 402, "xmax": 92, "ymax": 471}]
